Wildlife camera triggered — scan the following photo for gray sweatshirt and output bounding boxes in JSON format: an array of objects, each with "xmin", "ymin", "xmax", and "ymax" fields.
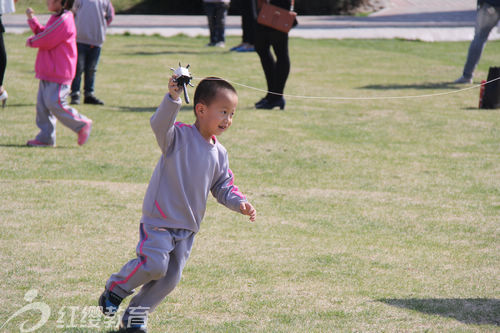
[
  {"xmin": 141, "ymin": 94, "xmax": 247, "ymax": 233},
  {"xmin": 73, "ymin": 0, "xmax": 114, "ymax": 47}
]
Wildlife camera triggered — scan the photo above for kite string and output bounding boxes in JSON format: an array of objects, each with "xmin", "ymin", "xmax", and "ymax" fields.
[{"xmin": 191, "ymin": 76, "xmax": 500, "ymax": 101}]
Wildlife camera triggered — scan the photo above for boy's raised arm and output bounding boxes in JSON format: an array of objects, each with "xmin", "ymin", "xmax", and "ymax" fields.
[{"xmin": 150, "ymin": 77, "xmax": 182, "ymax": 154}]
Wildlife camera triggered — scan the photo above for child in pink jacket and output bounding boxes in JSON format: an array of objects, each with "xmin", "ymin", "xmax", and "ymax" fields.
[{"xmin": 25, "ymin": 0, "xmax": 92, "ymax": 147}]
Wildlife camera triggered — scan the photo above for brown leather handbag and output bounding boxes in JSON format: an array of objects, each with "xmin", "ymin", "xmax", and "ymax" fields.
[{"xmin": 257, "ymin": 0, "xmax": 296, "ymax": 33}]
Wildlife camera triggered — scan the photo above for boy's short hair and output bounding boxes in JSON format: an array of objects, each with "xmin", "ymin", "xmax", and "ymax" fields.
[{"xmin": 193, "ymin": 77, "xmax": 237, "ymax": 115}]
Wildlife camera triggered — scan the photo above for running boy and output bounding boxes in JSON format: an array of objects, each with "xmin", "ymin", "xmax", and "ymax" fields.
[{"xmin": 99, "ymin": 76, "xmax": 256, "ymax": 333}]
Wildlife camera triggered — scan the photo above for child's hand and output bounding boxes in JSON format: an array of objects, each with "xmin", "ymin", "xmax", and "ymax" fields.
[
  {"xmin": 168, "ymin": 75, "xmax": 181, "ymax": 101},
  {"xmin": 26, "ymin": 8, "xmax": 34, "ymax": 19},
  {"xmin": 240, "ymin": 202, "xmax": 256, "ymax": 222}
]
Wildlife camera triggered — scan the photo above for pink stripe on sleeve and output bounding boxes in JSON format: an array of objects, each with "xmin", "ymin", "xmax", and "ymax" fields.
[
  {"xmin": 228, "ymin": 169, "xmax": 246, "ymax": 199},
  {"xmin": 175, "ymin": 122, "xmax": 192, "ymax": 128}
]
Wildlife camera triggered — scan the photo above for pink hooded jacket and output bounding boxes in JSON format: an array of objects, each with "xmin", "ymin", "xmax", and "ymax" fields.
[{"xmin": 26, "ymin": 10, "xmax": 77, "ymax": 85}]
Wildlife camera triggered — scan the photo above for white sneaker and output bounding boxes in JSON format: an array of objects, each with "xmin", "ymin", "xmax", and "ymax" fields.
[
  {"xmin": 215, "ymin": 41, "xmax": 225, "ymax": 48},
  {"xmin": 0, "ymin": 89, "xmax": 8, "ymax": 108},
  {"xmin": 454, "ymin": 76, "xmax": 473, "ymax": 84}
]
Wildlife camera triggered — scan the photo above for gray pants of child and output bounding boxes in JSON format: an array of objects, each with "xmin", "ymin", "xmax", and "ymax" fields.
[
  {"xmin": 35, "ymin": 80, "xmax": 91, "ymax": 145},
  {"xmin": 106, "ymin": 223, "xmax": 195, "ymax": 325}
]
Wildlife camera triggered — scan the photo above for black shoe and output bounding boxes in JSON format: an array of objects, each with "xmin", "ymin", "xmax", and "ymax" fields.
[
  {"xmin": 119, "ymin": 318, "xmax": 147, "ymax": 333},
  {"xmin": 70, "ymin": 94, "xmax": 80, "ymax": 105},
  {"xmin": 84, "ymin": 94, "xmax": 104, "ymax": 105},
  {"xmin": 255, "ymin": 97, "xmax": 285, "ymax": 110},
  {"xmin": 254, "ymin": 97, "xmax": 268, "ymax": 108},
  {"xmin": 99, "ymin": 289, "xmax": 123, "ymax": 317}
]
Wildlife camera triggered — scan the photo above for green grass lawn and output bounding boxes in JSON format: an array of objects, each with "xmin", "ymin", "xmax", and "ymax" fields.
[{"xmin": 0, "ymin": 33, "xmax": 499, "ymax": 332}]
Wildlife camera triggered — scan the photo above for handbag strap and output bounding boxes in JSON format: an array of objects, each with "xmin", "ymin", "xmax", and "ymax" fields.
[{"xmin": 263, "ymin": 0, "xmax": 295, "ymax": 11}]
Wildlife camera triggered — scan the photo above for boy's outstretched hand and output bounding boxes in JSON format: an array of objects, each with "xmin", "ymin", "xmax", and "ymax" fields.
[
  {"xmin": 240, "ymin": 202, "xmax": 256, "ymax": 222},
  {"xmin": 168, "ymin": 75, "xmax": 181, "ymax": 101}
]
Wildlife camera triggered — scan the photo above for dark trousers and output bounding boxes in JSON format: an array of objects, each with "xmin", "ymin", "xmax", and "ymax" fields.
[
  {"xmin": 204, "ymin": 2, "xmax": 229, "ymax": 44},
  {"xmin": 71, "ymin": 43, "xmax": 102, "ymax": 96},
  {"xmin": 0, "ymin": 16, "xmax": 6, "ymax": 87},
  {"xmin": 255, "ymin": 24, "xmax": 290, "ymax": 101},
  {"xmin": 241, "ymin": 0, "xmax": 256, "ymax": 44}
]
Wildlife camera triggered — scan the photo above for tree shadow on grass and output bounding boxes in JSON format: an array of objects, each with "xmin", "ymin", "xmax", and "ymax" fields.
[
  {"xmin": 125, "ymin": 49, "xmax": 226, "ymax": 56},
  {"xmin": 463, "ymin": 106, "xmax": 500, "ymax": 111},
  {"xmin": 0, "ymin": 143, "xmax": 32, "ymax": 148},
  {"xmin": 379, "ymin": 298, "xmax": 500, "ymax": 326},
  {"xmin": 3, "ymin": 103, "xmax": 36, "ymax": 107},
  {"xmin": 463, "ymin": 106, "xmax": 482, "ymax": 111},
  {"xmin": 125, "ymin": 43, "xmax": 186, "ymax": 49},
  {"xmin": 0, "ymin": 143, "xmax": 72, "ymax": 149},
  {"xmin": 359, "ymin": 82, "xmax": 461, "ymax": 90},
  {"xmin": 113, "ymin": 105, "xmax": 157, "ymax": 113}
]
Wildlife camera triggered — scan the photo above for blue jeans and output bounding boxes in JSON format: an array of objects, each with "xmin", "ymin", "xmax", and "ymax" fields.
[
  {"xmin": 462, "ymin": 3, "xmax": 500, "ymax": 79},
  {"xmin": 71, "ymin": 43, "xmax": 101, "ymax": 96},
  {"xmin": 204, "ymin": 2, "xmax": 229, "ymax": 44}
]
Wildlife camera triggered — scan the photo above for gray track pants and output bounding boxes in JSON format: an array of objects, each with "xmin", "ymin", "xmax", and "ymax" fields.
[
  {"xmin": 106, "ymin": 223, "xmax": 195, "ymax": 323},
  {"xmin": 35, "ymin": 80, "xmax": 91, "ymax": 145}
]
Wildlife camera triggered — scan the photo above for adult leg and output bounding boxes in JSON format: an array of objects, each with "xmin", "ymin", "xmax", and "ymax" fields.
[
  {"xmin": 204, "ymin": 3, "xmax": 217, "ymax": 45},
  {"xmin": 255, "ymin": 24, "xmax": 276, "ymax": 97},
  {"xmin": 242, "ymin": 0, "xmax": 256, "ymax": 45},
  {"xmin": 34, "ymin": 81, "xmax": 57, "ymax": 145},
  {"xmin": 71, "ymin": 43, "xmax": 86, "ymax": 98},
  {"xmin": 120, "ymin": 228, "xmax": 195, "ymax": 327},
  {"xmin": 0, "ymin": 15, "xmax": 6, "ymax": 90},
  {"xmin": 83, "ymin": 46, "xmax": 101, "ymax": 97},
  {"xmin": 0, "ymin": 33, "xmax": 6, "ymax": 89},
  {"xmin": 214, "ymin": 3, "xmax": 229, "ymax": 44},
  {"xmin": 0, "ymin": 30, "xmax": 7, "ymax": 107},
  {"xmin": 462, "ymin": 3, "xmax": 500, "ymax": 80},
  {"xmin": 269, "ymin": 29, "xmax": 290, "ymax": 101}
]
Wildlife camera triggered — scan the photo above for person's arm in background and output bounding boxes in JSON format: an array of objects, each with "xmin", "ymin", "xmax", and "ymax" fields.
[{"xmin": 105, "ymin": 0, "xmax": 115, "ymax": 25}]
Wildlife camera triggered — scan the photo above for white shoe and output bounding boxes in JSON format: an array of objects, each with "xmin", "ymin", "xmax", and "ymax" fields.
[
  {"xmin": 0, "ymin": 90, "xmax": 8, "ymax": 108},
  {"xmin": 215, "ymin": 41, "xmax": 225, "ymax": 48},
  {"xmin": 454, "ymin": 76, "xmax": 473, "ymax": 84}
]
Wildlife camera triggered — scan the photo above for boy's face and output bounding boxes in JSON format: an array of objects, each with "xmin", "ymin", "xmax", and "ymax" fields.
[{"xmin": 196, "ymin": 89, "xmax": 238, "ymax": 140}]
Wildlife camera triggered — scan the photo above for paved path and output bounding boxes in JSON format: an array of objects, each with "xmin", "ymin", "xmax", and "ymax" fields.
[{"xmin": 4, "ymin": 0, "xmax": 499, "ymax": 41}]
